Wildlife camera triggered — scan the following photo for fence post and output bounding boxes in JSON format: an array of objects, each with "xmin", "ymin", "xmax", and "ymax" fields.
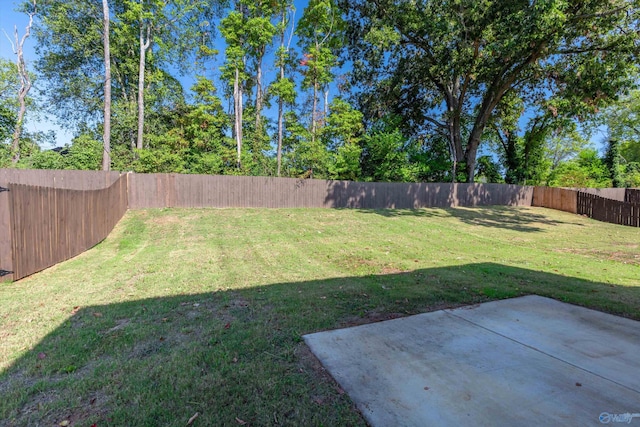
[{"xmin": 0, "ymin": 182, "xmax": 14, "ymax": 282}]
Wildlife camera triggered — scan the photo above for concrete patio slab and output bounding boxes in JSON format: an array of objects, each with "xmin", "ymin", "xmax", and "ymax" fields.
[{"xmin": 303, "ymin": 295, "xmax": 640, "ymax": 427}]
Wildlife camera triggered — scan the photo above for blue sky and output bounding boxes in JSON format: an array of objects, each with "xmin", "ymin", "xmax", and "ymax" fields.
[
  {"xmin": 0, "ymin": 0, "xmax": 317, "ymax": 149},
  {"xmin": 1, "ymin": 0, "xmax": 74, "ymax": 147},
  {"xmin": 1, "ymin": 0, "xmax": 607, "ymax": 154}
]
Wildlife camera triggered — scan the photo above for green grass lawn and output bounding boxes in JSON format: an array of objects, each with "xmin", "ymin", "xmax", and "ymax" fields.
[{"xmin": 1, "ymin": 206, "xmax": 639, "ymax": 426}]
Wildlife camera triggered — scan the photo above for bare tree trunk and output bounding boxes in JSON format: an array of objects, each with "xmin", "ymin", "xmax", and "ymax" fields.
[
  {"xmin": 10, "ymin": 1, "xmax": 36, "ymax": 164},
  {"xmin": 137, "ymin": 16, "xmax": 151, "ymax": 150},
  {"xmin": 234, "ymin": 66, "xmax": 243, "ymax": 169},
  {"xmin": 276, "ymin": 10, "xmax": 288, "ymax": 177},
  {"xmin": 102, "ymin": 0, "xmax": 111, "ymax": 171},
  {"xmin": 254, "ymin": 51, "xmax": 263, "ymax": 147},
  {"xmin": 311, "ymin": 81, "xmax": 318, "ymax": 144},
  {"xmin": 277, "ymin": 63, "xmax": 284, "ymax": 176},
  {"xmin": 447, "ymin": 127, "xmax": 457, "ymax": 183},
  {"xmin": 323, "ymin": 88, "xmax": 328, "ymax": 123}
]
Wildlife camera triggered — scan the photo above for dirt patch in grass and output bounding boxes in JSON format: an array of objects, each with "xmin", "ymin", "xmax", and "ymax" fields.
[
  {"xmin": 339, "ymin": 310, "xmax": 407, "ymax": 328},
  {"xmin": 555, "ymin": 247, "xmax": 640, "ymax": 265},
  {"xmin": 380, "ymin": 266, "xmax": 411, "ymax": 275},
  {"xmin": 148, "ymin": 215, "xmax": 181, "ymax": 226}
]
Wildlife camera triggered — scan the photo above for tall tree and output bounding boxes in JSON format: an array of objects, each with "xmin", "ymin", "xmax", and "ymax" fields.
[
  {"xmin": 31, "ymin": 0, "xmax": 104, "ymax": 126},
  {"xmin": 244, "ymin": 1, "xmax": 277, "ymax": 159},
  {"xmin": 7, "ymin": 0, "xmax": 36, "ymax": 163},
  {"xmin": 220, "ymin": 3, "xmax": 249, "ymax": 169},
  {"xmin": 342, "ymin": 0, "xmax": 639, "ymax": 182},
  {"xmin": 270, "ymin": 0, "xmax": 295, "ymax": 176},
  {"xmin": 102, "ymin": 0, "xmax": 112, "ymax": 170},
  {"xmin": 120, "ymin": 0, "xmax": 212, "ymax": 150},
  {"xmin": 297, "ymin": 0, "xmax": 343, "ymax": 144},
  {"xmin": 604, "ymin": 138, "xmax": 624, "ymax": 187}
]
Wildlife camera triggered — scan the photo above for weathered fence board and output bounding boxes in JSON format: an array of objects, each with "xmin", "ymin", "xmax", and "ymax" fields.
[
  {"xmin": 0, "ymin": 180, "xmax": 14, "ymax": 282},
  {"xmin": 577, "ymin": 192, "xmax": 640, "ymax": 227},
  {"xmin": 128, "ymin": 174, "xmax": 534, "ymax": 209},
  {"xmin": 6, "ymin": 175, "xmax": 128, "ymax": 281},
  {"xmin": 625, "ymin": 188, "xmax": 640, "ymax": 204},
  {"xmin": 532, "ymin": 187, "xmax": 578, "ymax": 213}
]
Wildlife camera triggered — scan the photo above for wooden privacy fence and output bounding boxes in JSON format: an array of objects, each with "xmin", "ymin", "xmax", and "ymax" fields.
[
  {"xmin": 531, "ymin": 187, "xmax": 578, "ymax": 213},
  {"xmin": 532, "ymin": 186, "xmax": 640, "ymax": 227},
  {"xmin": 128, "ymin": 173, "xmax": 534, "ymax": 209},
  {"xmin": 1, "ymin": 173, "xmax": 128, "ymax": 282},
  {"xmin": 626, "ymin": 188, "xmax": 640, "ymax": 204},
  {"xmin": 577, "ymin": 192, "xmax": 640, "ymax": 227}
]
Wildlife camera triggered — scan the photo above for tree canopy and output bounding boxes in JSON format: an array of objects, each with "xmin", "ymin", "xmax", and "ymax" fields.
[
  {"xmin": 1, "ymin": 0, "xmax": 639, "ymax": 187},
  {"xmin": 341, "ymin": 0, "xmax": 639, "ymax": 181}
]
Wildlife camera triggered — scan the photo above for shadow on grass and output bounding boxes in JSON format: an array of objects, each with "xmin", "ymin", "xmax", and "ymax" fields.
[
  {"xmin": 1, "ymin": 263, "xmax": 638, "ymax": 426},
  {"xmin": 357, "ymin": 206, "xmax": 583, "ymax": 232}
]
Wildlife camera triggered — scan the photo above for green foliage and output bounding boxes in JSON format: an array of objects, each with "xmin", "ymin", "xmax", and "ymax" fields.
[
  {"xmin": 547, "ymin": 149, "xmax": 611, "ymax": 188},
  {"xmin": 604, "ymin": 138, "xmax": 625, "ymax": 188},
  {"xmin": 28, "ymin": 149, "xmax": 65, "ymax": 170},
  {"xmin": 342, "ymin": 0, "xmax": 639, "ymax": 181},
  {"xmin": 134, "ymin": 145, "xmax": 185, "ymax": 174},
  {"xmin": 0, "ymin": 105, "xmax": 16, "ymax": 144},
  {"xmin": 281, "ymin": 111, "xmax": 329, "ymax": 177},
  {"xmin": 31, "ymin": 0, "xmax": 104, "ymax": 124},
  {"xmin": 65, "ymin": 135, "xmax": 103, "ymax": 170},
  {"xmin": 475, "ymin": 156, "xmax": 503, "ymax": 183},
  {"xmin": 219, "ymin": 10, "xmax": 249, "ymax": 83},
  {"xmin": 297, "ymin": 0, "xmax": 344, "ymax": 140},
  {"xmin": 361, "ymin": 117, "xmax": 418, "ymax": 182},
  {"xmin": 0, "ymin": 58, "xmax": 19, "ymax": 144},
  {"xmin": 269, "ymin": 76, "xmax": 296, "ymax": 105},
  {"xmin": 601, "ymin": 89, "xmax": 640, "ymax": 187},
  {"xmin": 622, "ymin": 163, "xmax": 640, "ymax": 187},
  {"xmin": 324, "ymin": 98, "xmax": 363, "ymax": 149},
  {"xmin": 324, "ymin": 98, "xmax": 364, "ymax": 180},
  {"xmin": 329, "ymin": 142, "xmax": 362, "ymax": 181}
]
